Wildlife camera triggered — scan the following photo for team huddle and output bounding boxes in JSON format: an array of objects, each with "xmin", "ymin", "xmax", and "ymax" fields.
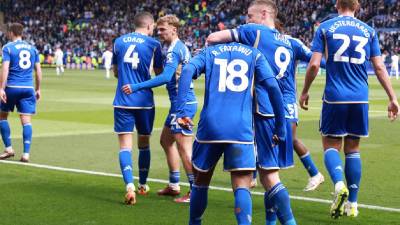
[{"xmin": 0, "ymin": 0, "xmax": 399, "ymax": 225}]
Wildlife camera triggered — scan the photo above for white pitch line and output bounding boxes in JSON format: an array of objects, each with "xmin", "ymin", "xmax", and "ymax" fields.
[{"xmin": 1, "ymin": 160, "xmax": 399, "ymax": 213}]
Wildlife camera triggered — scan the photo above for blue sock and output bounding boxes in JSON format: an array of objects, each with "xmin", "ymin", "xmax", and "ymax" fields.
[
  {"xmin": 119, "ymin": 149, "xmax": 133, "ymax": 185},
  {"xmin": 264, "ymin": 192, "xmax": 277, "ymax": 225},
  {"xmin": 0, "ymin": 120, "xmax": 11, "ymax": 148},
  {"xmin": 187, "ymin": 173, "xmax": 195, "ymax": 190},
  {"xmin": 189, "ymin": 185, "xmax": 208, "ymax": 225},
  {"xmin": 234, "ymin": 188, "xmax": 252, "ymax": 225},
  {"xmin": 138, "ymin": 148, "xmax": 150, "ymax": 185},
  {"xmin": 22, "ymin": 123, "xmax": 32, "ymax": 154},
  {"xmin": 345, "ymin": 152, "xmax": 361, "ymax": 203},
  {"xmin": 324, "ymin": 148, "xmax": 344, "ymax": 184},
  {"xmin": 268, "ymin": 183, "xmax": 296, "ymax": 225},
  {"xmin": 169, "ymin": 171, "xmax": 180, "ymax": 184},
  {"xmin": 300, "ymin": 152, "xmax": 319, "ymax": 177}
]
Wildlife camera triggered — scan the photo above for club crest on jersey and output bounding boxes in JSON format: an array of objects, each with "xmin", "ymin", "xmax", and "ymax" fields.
[{"xmin": 166, "ymin": 53, "xmax": 173, "ymax": 63}]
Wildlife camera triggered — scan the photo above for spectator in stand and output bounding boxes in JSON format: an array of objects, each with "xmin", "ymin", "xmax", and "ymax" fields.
[{"xmin": 0, "ymin": 0, "xmax": 398, "ymax": 58}]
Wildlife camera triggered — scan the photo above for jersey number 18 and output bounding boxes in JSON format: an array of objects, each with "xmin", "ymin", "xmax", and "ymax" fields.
[{"xmin": 215, "ymin": 58, "xmax": 249, "ymax": 92}]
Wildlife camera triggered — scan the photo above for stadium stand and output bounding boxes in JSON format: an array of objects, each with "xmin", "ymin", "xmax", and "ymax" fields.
[{"xmin": 0, "ymin": 0, "xmax": 399, "ymax": 63}]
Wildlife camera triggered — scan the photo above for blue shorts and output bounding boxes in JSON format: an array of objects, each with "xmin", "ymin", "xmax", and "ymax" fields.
[
  {"xmin": 165, "ymin": 103, "xmax": 197, "ymax": 135},
  {"xmin": 114, "ymin": 107, "xmax": 155, "ymax": 135},
  {"xmin": 254, "ymin": 115, "xmax": 294, "ymax": 170},
  {"xmin": 192, "ymin": 140, "xmax": 256, "ymax": 172},
  {"xmin": 0, "ymin": 87, "xmax": 36, "ymax": 114},
  {"xmin": 286, "ymin": 102, "xmax": 299, "ymax": 123},
  {"xmin": 320, "ymin": 102, "xmax": 368, "ymax": 137}
]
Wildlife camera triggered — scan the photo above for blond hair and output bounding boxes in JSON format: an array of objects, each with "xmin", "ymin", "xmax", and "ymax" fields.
[{"xmin": 157, "ymin": 14, "xmax": 180, "ymax": 30}]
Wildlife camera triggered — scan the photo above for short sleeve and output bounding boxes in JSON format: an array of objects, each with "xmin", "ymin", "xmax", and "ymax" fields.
[
  {"xmin": 233, "ymin": 25, "xmax": 254, "ymax": 46},
  {"xmin": 34, "ymin": 49, "xmax": 40, "ymax": 63},
  {"xmin": 291, "ymin": 38, "xmax": 312, "ymax": 62},
  {"xmin": 188, "ymin": 49, "xmax": 206, "ymax": 79},
  {"xmin": 230, "ymin": 28, "xmax": 240, "ymax": 42},
  {"xmin": 311, "ymin": 27, "xmax": 325, "ymax": 53},
  {"xmin": 370, "ymin": 31, "xmax": 381, "ymax": 58},
  {"xmin": 2, "ymin": 46, "xmax": 10, "ymax": 62}
]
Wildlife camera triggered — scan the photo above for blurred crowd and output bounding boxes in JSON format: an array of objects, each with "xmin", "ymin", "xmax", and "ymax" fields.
[{"xmin": 0, "ymin": 0, "xmax": 399, "ymax": 65}]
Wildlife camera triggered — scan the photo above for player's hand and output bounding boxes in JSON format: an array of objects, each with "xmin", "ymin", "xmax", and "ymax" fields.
[
  {"xmin": 299, "ymin": 92, "xmax": 309, "ymax": 110},
  {"xmin": 177, "ymin": 117, "xmax": 194, "ymax": 130},
  {"xmin": 388, "ymin": 99, "xmax": 399, "ymax": 121},
  {"xmin": 272, "ymin": 134, "xmax": 281, "ymax": 146},
  {"xmin": 0, "ymin": 88, "xmax": 6, "ymax": 103},
  {"xmin": 35, "ymin": 89, "xmax": 41, "ymax": 101},
  {"xmin": 122, "ymin": 84, "xmax": 133, "ymax": 95}
]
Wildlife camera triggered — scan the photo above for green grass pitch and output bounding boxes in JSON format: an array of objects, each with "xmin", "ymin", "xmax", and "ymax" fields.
[{"xmin": 0, "ymin": 68, "xmax": 399, "ymax": 225}]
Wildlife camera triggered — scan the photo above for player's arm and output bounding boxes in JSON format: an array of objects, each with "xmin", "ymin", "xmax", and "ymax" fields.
[
  {"xmin": 299, "ymin": 27, "xmax": 324, "ymax": 110},
  {"xmin": 33, "ymin": 49, "xmax": 42, "ymax": 100},
  {"xmin": 153, "ymin": 43, "xmax": 164, "ymax": 75},
  {"xmin": 293, "ymin": 38, "xmax": 327, "ymax": 69},
  {"xmin": 0, "ymin": 61, "xmax": 10, "ymax": 103},
  {"xmin": 122, "ymin": 52, "xmax": 179, "ymax": 94},
  {"xmin": 121, "ymin": 64, "xmax": 175, "ymax": 94},
  {"xmin": 112, "ymin": 43, "xmax": 118, "ymax": 78},
  {"xmin": 113, "ymin": 64, "xmax": 118, "ymax": 78},
  {"xmin": 369, "ymin": 31, "xmax": 399, "ymax": 120},
  {"xmin": 34, "ymin": 62, "xmax": 42, "ymax": 100},
  {"xmin": 299, "ymin": 52, "xmax": 322, "ymax": 110},
  {"xmin": 0, "ymin": 47, "xmax": 11, "ymax": 103},
  {"xmin": 371, "ymin": 56, "xmax": 399, "ymax": 121},
  {"xmin": 256, "ymin": 54, "xmax": 286, "ymax": 142},
  {"xmin": 176, "ymin": 50, "xmax": 206, "ymax": 129},
  {"xmin": 206, "ymin": 30, "xmax": 233, "ymax": 45},
  {"xmin": 153, "ymin": 67, "xmax": 163, "ymax": 75}
]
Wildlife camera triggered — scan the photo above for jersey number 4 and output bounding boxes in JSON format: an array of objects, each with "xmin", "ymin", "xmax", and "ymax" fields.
[
  {"xmin": 124, "ymin": 45, "xmax": 140, "ymax": 69},
  {"xmin": 333, "ymin": 34, "xmax": 368, "ymax": 64},
  {"xmin": 215, "ymin": 58, "xmax": 249, "ymax": 92}
]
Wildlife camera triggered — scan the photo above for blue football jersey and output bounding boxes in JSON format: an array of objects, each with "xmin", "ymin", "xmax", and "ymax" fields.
[
  {"xmin": 185, "ymin": 42, "xmax": 275, "ymax": 143},
  {"xmin": 112, "ymin": 32, "xmax": 163, "ymax": 108},
  {"xmin": 2, "ymin": 40, "xmax": 39, "ymax": 87},
  {"xmin": 311, "ymin": 16, "xmax": 381, "ymax": 103},
  {"xmin": 231, "ymin": 24, "xmax": 294, "ymax": 116},
  {"xmin": 162, "ymin": 39, "xmax": 196, "ymax": 111}
]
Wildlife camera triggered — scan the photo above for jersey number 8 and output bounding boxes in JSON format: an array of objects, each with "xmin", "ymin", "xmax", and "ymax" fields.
[
  {"xmin": 215, "ymin": 58, "xmax": 249, "ymax": 92},
  {"xmin": 19, "ymin": 50, "xmax": 31, "ymax": 69}
]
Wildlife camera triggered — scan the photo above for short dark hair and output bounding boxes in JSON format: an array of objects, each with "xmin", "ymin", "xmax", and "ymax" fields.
[
  {"xmin": 7, "ymin": 22, "xmax": 24, "ymax": 36},
  {"xmin": 337, "ymin": 0, "xmax": 360, "ymax": 11},
  {"xmin": 249, "ymin": 0, "xmax": 278, "ymax": 18},
  {"xmin": 133, "ymin": 12, "xmax": 154, "ymax": 28}
]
